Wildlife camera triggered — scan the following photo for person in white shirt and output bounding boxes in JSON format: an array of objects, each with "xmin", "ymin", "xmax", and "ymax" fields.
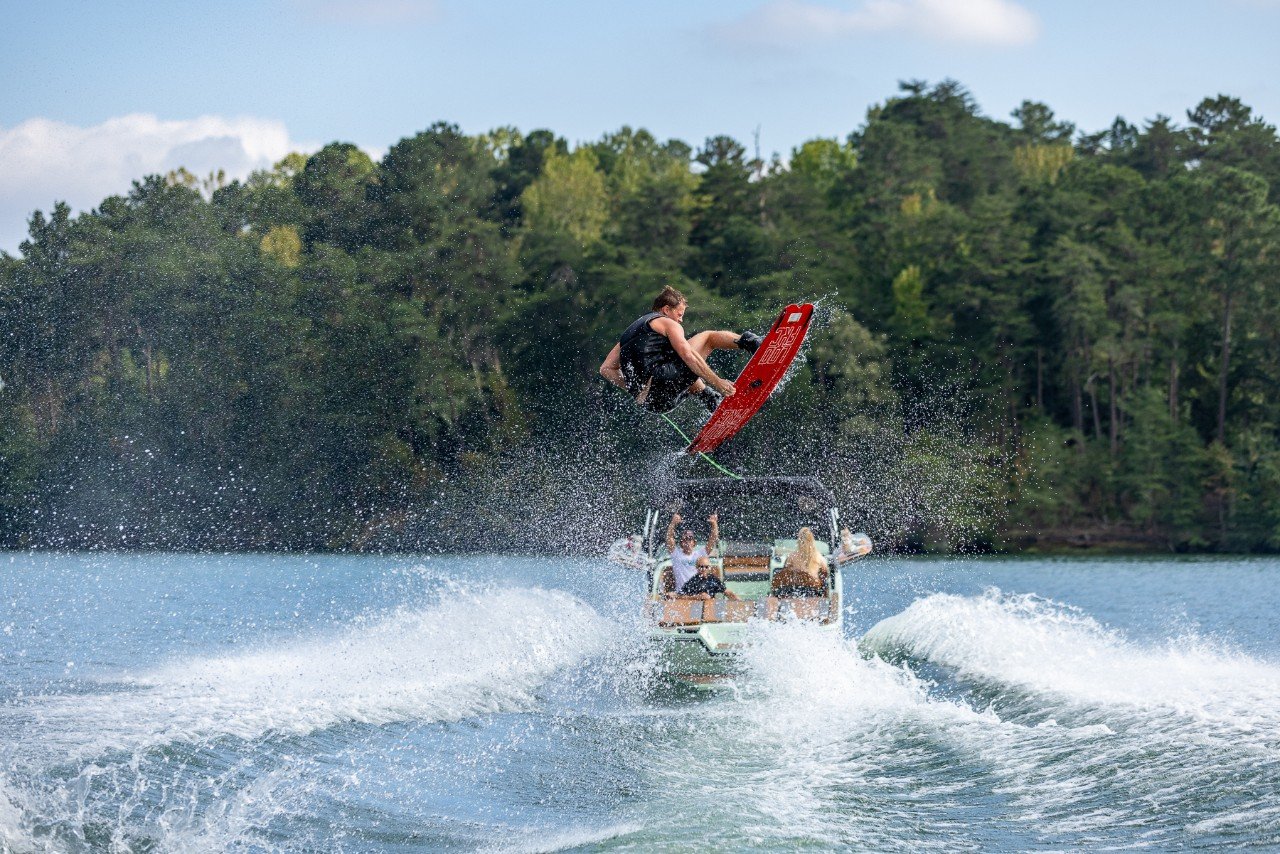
[{"xmin": 664, "ymin": 511, "xmax": 720, "ymax": 593}]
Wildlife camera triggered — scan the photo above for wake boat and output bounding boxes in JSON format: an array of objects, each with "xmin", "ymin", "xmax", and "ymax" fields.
[{"xmin": 610, "ymin": 477, "xmax": 871, "ymax": 689}]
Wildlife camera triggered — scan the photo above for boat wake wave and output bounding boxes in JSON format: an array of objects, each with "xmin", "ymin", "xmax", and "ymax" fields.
[
  {"xmin": 624, "ymin": 593, "xmax": 1280, "ymax": 849},
  {"xmin": 857, "ymin": 589, "xmax": 1280, "ymax": 841},
  {"xmin": 20, "ymin": 586, "xmax": 610, "ymax": 763},
  {"xmin": 862, "ymin": 588, "xmax": 1280, "ymax": 731},
  {"xmin": 2, "ymin": 584, "xmax": 613, "ymax": 851}
]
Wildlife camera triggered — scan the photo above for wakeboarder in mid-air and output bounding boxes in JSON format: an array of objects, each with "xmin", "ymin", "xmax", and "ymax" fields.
[{"xmin": 599, "ymin": 286, "xmax": 762, "ymax": 414}]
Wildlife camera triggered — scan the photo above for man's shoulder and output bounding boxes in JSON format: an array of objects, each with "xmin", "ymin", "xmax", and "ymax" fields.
[
  {"xmin": 649, "ymin": 316, "xmax": 682, "ymax": 335},
  {"xmin": 684, "ymin": 574, "xmax": 721, "ymax": 595}
]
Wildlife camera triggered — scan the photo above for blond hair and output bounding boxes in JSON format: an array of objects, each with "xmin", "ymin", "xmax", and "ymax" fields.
[{"xmin": 795, "ymin": 527, "xmax": 822, "ymax": 575}]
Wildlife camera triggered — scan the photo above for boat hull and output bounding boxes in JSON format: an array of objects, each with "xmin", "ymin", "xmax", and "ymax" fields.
[{"xmin": 647, "ymin": 604, "xmax": 842, "ymax": 689}]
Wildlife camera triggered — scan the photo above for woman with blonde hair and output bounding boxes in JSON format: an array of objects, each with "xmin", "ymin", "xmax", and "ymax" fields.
[{"xmin": 771, "ymin": 526, "xmax": 829, "ymax": 597}]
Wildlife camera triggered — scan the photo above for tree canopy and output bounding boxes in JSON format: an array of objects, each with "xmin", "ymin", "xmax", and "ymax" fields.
[{"xmin": 2, "ymin": 81, "xmax": 1278, "ymax": 553}]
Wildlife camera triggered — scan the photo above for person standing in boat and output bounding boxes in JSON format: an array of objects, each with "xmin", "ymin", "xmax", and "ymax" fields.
[
  {"xmin": 599, "ymin": 285, "xmax": 762, "ymax": 414},
  {"xmin": 665, "ymin": 512, "xmax": 720, "ymax": 593}
]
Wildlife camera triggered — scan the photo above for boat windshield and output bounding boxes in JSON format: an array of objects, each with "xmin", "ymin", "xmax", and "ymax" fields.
[{"xmin": 658, "ymin": 483, "xmax": 832, "ymax": 544}]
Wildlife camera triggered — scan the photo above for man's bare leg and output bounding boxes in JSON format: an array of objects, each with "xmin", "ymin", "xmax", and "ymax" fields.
[
  {"xmin": 688, "ymin": 330, "xmax": 747, "ymax": 358},
  {"xmin": 684, "ymin": 329, "xmax": 761, "ymax": 412}
]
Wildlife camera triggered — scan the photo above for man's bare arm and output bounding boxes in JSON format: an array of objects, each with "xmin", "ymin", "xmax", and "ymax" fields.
[
  {"xmin": 651, "ymin": 318, "xmax": 735, "ymax": 396},
  {"xmin": 666, "ymin": 513, "xmax": 680, "ymax": 551},
  {"xmin": 707, "ymin": 513, "xmax": 720, "ymax": 554},
  {"xmin": 599, "ymin": 343, "xmax": 628, "ymax": 390}
]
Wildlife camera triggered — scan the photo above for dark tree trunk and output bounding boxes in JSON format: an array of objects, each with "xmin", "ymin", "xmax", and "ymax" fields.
[
  {"xmin": 1036, "ymin": 347, "xmax": 1043, "ymax": 409},
  {"xmin": 46, "ymin": 377, "xmax": 58, "ymax": 436},
  {"xmin": 1109, "ymin": 357, "xmax": 1119, "ymax": 457},
  {"xmin": 1088, "ymin": 378, "xmax": 1102, "ymax": 441},
  {"xmin": 1218, "ymin": 292, "xmax": 1233, "ymax": 445},
  {"xmin": 1072, "ymin": 376, "xmax": 1083, "ymax": 435}
]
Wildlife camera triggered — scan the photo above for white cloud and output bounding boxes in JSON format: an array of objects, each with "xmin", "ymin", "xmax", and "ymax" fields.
[
  {"xmin": 713, "ymin": 0, "xmax": 1040, "ymax": 49},
  {"xmin": 0, "ymin": 114, "xmax": 308, "ymax": 254}
]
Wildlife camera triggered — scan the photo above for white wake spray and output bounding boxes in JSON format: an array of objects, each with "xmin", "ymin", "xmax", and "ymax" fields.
[
  {"xmin": 23, "ymin": 586, "xmax": 610, "ymax": 762},
  {"xmin": 863, "ymin": 588, "xmax": 1280, "ymax": 731},
  {"xmin": 861, "ymin": 589, "xmax": 1280, "ymax": 840},
  {"xmin": 628, "ymin": 618, "xmax": 1007, "ymax": 850},
  {"xmin": 626, "ymin": 595, "xmax": 1280, "ymax": 848}
]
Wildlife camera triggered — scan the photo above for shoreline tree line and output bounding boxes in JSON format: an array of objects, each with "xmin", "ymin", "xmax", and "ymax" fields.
[{"xmin": 1, "ymin": 80, "xmax": 1278, "ymax": 553}]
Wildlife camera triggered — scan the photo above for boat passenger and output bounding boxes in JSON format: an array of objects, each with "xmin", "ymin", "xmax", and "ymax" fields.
[
  {"xmin": 833, "ymin": 527, "xmax": 872, "ymax": 564},
  {"xmin": 673, "ymin": 557, "xmax": 741, "ymax": 601},
  {"xmin": 771, "ymin": 526, "xmax": 829, "ymax": 597},
  {"xmin": 665, "ymin": 512, "xmax": 720, "ymax": 593}
]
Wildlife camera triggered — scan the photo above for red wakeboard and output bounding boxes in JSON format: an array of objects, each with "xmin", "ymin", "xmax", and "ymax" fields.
[{"xmin": 687, "ymin": 303, "xmax": 815, "ymax": 454}]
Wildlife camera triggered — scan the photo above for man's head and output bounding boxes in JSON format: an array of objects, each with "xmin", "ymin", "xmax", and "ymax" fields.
[
  {"xmin": 678, "ymin": 529, "xmax": 697, "ymax": 552},
  {"xmin": 694, "ymin": 556, "xmax": 715, "ymax": 575},
  {"xmin": 652, "ymin": 285, "xmax": 687, "ymax": 322}
]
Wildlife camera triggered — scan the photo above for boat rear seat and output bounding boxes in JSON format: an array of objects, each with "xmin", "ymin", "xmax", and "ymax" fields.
[
  {"xmin": 722, "ymin": 599, "xmax": 756, "ymax": 622},
  {"xmin": 721, "ymin": 555, "xmax": 770, "ymax": 581},
  {"xmin": 649, "ymin": 598, "xmax": 708, "ymax": 626},
  {"xmin": 648, "ymin": 596, "xmax": 835, "ymax": 626},
  {"xmin": 763, "ymin": 597, "xmax": 830, "ymax": 621}
]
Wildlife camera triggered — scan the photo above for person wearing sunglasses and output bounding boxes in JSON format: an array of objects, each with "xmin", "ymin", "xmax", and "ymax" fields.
[
  {"xmin": 664, "ymin": 511, "xmax": 720, "ymax": 593},
  {"xmin": 675, "ymin": 556, "xmax": 741, "ymax": 600}
]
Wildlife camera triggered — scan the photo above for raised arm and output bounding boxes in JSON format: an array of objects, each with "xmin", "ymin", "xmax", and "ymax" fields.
[
  {"xmin": 599, "ymin": 343, "xmax": 628, "ymax": 390},
  {"xmin": 666, "ymin": 513, "xmax": 681, "ymax": 552},
  {"xmin": 706, "ymin": 513, "xmax": 720, "ymax": 554},
  {"xmin": 651, "ymin": 317, "xmax": 735, "ymax": 396},
  {"xmin": 834, "ymin": 527, "xmax": 854, "ymax": 564}
]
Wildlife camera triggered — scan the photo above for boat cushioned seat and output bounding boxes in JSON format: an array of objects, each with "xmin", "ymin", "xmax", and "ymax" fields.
[
  {"xmin": 763, "ymin": 596, "xmax": 832, "ymax": 622},
  {"xmin": 649, "ymin": 596, "xmax": 833, "ymax": 625},
  {"xmin": 722, "ymin": 555, "xmax": 771, "ymax": 580},
  {"xmin": 651, "ymin": 598, "xmax": 705, "ymax": 626},
  {"xmin": 770, "ymin": 566, "xmax": 828, "ymax": 597}
]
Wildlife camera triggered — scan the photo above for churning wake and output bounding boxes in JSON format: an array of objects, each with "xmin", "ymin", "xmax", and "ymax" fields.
[
  {"xmin": 616, "ymin": 592, "xmax": 1280, "ymax": 849},
  {"xmin": 18, "ymin": 586, "xmax": 608, "ymax": 762},
  {"xmin": 5, "ymin": 564, "xmax": 1280, "ymax": 851},
  {"xmin": 859, "ymin": 589, "xmax": 1280, "ymax": 844}
]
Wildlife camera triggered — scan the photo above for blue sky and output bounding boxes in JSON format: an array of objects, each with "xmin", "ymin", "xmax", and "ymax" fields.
[{"xmin": 1, "ymin": 0, "xmax": 1277, "ymax": 252}]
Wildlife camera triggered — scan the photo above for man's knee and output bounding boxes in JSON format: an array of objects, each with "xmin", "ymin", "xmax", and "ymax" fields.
[
  {"xmin": 687, "ymin": 330, "xmax": 713, "ymax": 351},
  {"xmin": 689, "ymin": 329, "xmax": 737, "ymax": 355}
]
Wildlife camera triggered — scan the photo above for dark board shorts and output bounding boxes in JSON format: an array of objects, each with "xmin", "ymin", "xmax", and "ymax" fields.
[{"xmin": 635, "ymin": 356, "xmax": 698, "ymax": 414}]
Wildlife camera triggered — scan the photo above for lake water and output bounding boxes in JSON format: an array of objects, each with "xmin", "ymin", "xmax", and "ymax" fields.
[{"xmin": 2, "ymin": 552, "xmax": 1279, "ymax": 851}]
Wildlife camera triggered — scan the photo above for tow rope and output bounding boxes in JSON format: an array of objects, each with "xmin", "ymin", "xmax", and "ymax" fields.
[{"xmin": 660, "ymin": 413, "xmax": 744, "ymax": 480}]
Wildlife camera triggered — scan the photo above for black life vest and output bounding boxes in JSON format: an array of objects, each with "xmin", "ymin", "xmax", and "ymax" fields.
[{"xmin": 618, "ymin": 312, "xmax": 676, "ymax": 393}]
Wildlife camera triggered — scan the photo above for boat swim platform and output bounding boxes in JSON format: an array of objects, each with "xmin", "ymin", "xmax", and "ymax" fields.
[{"xmin": 646, "ymin": 595, "xmax": 837, "ymax": 627}]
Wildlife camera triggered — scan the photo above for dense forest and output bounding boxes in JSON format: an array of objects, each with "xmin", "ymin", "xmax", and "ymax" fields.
[{"xmin": 2, "ymin": 80, "xmax": 1279, "ymax": 553}]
